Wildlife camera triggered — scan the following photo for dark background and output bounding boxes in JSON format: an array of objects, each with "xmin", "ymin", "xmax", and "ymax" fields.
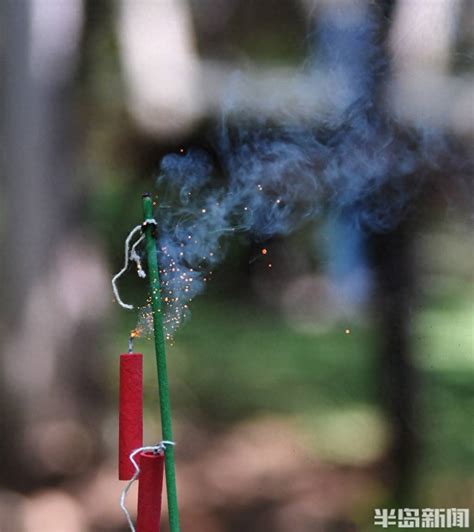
[{"xmin": 0, "ymin": 1, "xmax": 472, "ymax": 531}]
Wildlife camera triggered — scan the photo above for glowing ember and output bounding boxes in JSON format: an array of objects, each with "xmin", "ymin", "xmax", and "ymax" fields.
[{"xmin": 261, "ymin": 248, "xmax": 268, "ymax": 255}]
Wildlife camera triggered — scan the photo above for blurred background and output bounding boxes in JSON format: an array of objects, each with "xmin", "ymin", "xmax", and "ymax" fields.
[{"xmin": 0, "ymin": 0, "xmax": 473, "ymax": 531}]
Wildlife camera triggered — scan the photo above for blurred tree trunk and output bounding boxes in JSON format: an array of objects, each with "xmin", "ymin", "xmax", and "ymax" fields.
[
  {"xmin": 369, "ymin": 224, "xmax": 419, "ymax": 503},
  {"xmin": 0, "ymin": 0, "xmax": 108, "ymax": 491},
  {"xmin": 369, "ymin": 0, "xmax": 464, "ymax": 504}
]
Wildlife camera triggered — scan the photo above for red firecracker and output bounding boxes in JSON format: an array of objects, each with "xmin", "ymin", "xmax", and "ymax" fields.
[
  {"xmin": 136, "ymin": 451, "xmax": 165, "ymax": 532},
  {"xmin": 119, "ymin": 353, "xmax": 143, "ymax": 480}
]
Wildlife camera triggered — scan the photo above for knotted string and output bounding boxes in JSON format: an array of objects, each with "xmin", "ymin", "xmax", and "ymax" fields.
[
  {"xmin": 120, "ymin": 441, "xmax": 175, "ymax": 532},
  {"xmin": 130, "ymin": 235, "xmax": 146, "ymax": 279},
  {"xmin": 111, "ymin": 218, "xmax": 158, "ymax": 310},
  {"xmin": 112, "ymin": 225, "xmax": 146, "ymax": 310}
]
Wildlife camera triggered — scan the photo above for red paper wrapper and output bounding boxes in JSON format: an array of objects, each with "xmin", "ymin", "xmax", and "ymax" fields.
[
  {"xmin": 136, "ymin": 451, "xmax": 165, "ymax": 532},
  {"xmin": 119, "ymin": 353, "xmax": 143, "ymax": 480}
]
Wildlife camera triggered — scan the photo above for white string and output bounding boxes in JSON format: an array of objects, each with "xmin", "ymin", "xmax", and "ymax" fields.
[
  {"xmin": 120, "ymin": 441, "xmax": 176, "ymax": 532},
  {"xmin": 112, "ymin": 218, "xmax": 158, "ymax": 310},
  {"xmin": 143, "ymin": 218, "xmax": 157, "ymax": 227},
  {"xmin": 112, "ymin": 225, "xmax": 144, "ymax": 310},
  {"xmin": 130, "ymin": 234, "xmax": 146, "ymax": 279}
]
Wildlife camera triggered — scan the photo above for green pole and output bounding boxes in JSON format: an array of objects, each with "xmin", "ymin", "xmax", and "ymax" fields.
[{"xmin": 142, "ymin": 193, "xmax": 180, "ymax": 532}]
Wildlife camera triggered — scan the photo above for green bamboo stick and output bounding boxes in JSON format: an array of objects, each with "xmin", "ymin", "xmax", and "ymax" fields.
[{"xmin": 142, "ymin": 193, "xmax": 181, "ymax": 532}]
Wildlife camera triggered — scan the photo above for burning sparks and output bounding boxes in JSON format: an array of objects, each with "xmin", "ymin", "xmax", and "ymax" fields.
[
  {"xmin": 135, "ymin": 238, "xmax": 217, "ymax": 341},
  {"xmin": 132, "ymin": 198, "xmax": 278, "ymax": 341}
]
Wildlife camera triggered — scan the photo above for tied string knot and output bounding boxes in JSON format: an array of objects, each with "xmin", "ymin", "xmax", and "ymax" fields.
[
  {"xmin": 142, "ymin": 218, "xmax": 157, "ymax": 231},
  {"xmin": 111, "ymin": 218, "xmax": 157, "ymax": 310},
  {"xmin": 120, "ymin": 441, "xmax": 175, "ymax": 532}
]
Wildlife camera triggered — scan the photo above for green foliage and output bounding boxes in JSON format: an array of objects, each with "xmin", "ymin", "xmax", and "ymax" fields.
[{"xmin": 154, "ymin": 284, "xmax": 472, "ymax": 477}]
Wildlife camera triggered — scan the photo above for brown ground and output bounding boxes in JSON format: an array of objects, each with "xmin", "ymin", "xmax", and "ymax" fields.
[{"xmin": 0, "ymin": 418, "xmax": 384, "ymax": 532}]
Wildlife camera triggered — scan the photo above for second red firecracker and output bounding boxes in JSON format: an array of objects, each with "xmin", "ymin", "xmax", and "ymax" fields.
[{"xmin": 136, "ymin": 451, "xmax": 165, "ymax": 532}]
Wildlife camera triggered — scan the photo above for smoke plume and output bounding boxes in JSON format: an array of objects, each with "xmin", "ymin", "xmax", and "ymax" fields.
[{"xmin": 146, "ymin": 2, "xmax": 466, "ymax": 337}]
